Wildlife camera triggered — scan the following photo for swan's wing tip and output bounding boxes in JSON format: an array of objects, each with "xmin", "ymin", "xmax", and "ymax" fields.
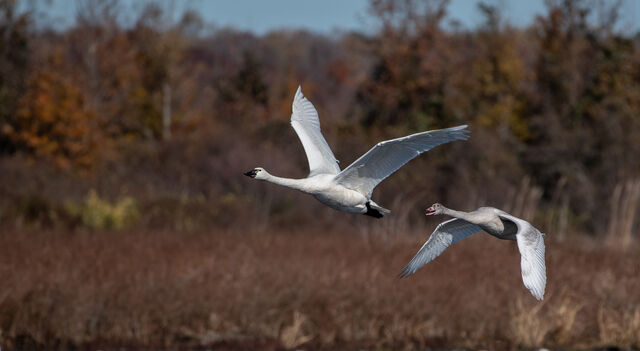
[
  {"xmin": 398, "ymin": 266, "xmax": 416, "ymax": 279},
  {"xmin": 534, "ymin": 293, "xmax": 545, "ymax": 300},
  {"xmin": 438, "ymin": 125, "xmax": 470, "ymax": 139},
  {"xmin": 293, "ymin": 85, "xmax": 304, "ymax": 104},
  {"xmin": 448, "ymin": 125, "xmax": 471, "ymax": 140},
  {"xmin": 443, "ymin": 124, "xmax": 468, "ymax": 132},
  {"xmin": 528, "ymin": 285, "xmax": 545, "ymax": 300},
  {"xmin": 292, "ymin": 85, "xmax": 307, "ymax": 113}
]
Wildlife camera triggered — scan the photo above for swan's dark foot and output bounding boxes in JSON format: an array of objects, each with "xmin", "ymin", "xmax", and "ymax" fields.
[{"xmin": 364, "ymin": 201, "xmax": 390, "ymax": 218}]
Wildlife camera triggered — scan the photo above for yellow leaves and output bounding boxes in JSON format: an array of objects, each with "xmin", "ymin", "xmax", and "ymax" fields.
[
  {"xmin": 471, "ymin": 34, "xmax": 527, "ymax": 96},
  {"xmin": 468, "ymin": 32, "xmax": 533, "ymax": 141},
  {"xmin": 476, "ymin": 95, "xmax": 530, "ymax": 140},
  {"xmin": 64, "ymin": 190, "xmax": 140, "ymax": 230}
]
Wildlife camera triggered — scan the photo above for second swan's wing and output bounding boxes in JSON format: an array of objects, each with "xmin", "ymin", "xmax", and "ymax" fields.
[
  {"xmin": 499, "ymin": 213, "xmax": 547, "ymax": 300},
  {"xmin": 400, "ymin": 218, "xmax": 482, "ymax": 277}
]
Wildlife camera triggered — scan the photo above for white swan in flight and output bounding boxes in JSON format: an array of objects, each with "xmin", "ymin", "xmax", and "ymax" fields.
[
  {"xmin": 244, "ymin": 86, "xmax": 469, "ymax": 218},
  {"xmin": 400, "ymin": 203, "xmax": 547, "ymax": 300}
]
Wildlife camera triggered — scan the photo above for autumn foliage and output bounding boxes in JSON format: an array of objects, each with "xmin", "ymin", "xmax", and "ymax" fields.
[{"xmin": 1, "ymin": 0, "xmax": 638, "ymax": 235}]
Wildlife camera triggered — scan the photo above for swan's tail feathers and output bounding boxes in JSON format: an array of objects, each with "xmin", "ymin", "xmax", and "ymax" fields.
[{"xmin": 364, "ymin": 201, "xmax": 391, "ymax": 219}]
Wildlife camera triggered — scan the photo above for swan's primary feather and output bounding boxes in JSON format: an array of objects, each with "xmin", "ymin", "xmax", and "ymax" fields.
[
  {"xmin": 399, "ymin": 218, "xmax": 482, "ymax": 277},
  {"xmin": 335, "ymin": 125, "xmax": 469, "ymax": 197},
  {"xmin": 291, "ymin": 86, "xmax": 340, "ymax": 176},
  {"xmin": 499, "ymin": 213, "xmax": 547, "ymax": 300}
]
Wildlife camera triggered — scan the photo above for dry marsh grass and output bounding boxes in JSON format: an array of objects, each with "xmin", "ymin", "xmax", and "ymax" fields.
[{"xmin": 0, "ymin": 229, "xmax": 639, "ymax": 350}]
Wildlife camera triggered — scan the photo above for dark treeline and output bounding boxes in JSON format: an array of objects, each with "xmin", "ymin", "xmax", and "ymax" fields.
[{"xmin": 1, "ymin": 0, "xmax": 639, "ymax": 239}]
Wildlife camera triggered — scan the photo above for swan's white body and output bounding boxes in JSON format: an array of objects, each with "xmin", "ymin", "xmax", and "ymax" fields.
[
  {"xmin": 310, "ymin": 175, "xmax": 370, "ymax": 213},
  {"xmin": 401, "ymin": 204, "xmax": 547, "ymax": 300},
  {"xmin": 259, "ymin": 172, "xmax": 369, "ymax": 213},
  {"xmin": 245, "ymin": 86, "xmax": 470, "ymax": 217}
]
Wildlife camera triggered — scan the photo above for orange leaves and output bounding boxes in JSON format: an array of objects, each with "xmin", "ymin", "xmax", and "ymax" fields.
[{"xmin": 11, "ymin": 70, "xmax": 99, "ymax": 168}]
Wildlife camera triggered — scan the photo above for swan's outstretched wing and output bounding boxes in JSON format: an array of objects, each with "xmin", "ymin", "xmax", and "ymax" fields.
[
  {"xmin": 334, "ymin": 125, "xmax": 469, "ymax": 197},
  {"xmin": 400, "ymin": 218, "xmax": 482, "ymax": 277},
  {"xmin": 290, "ymin": 86, "xmax": 340, "ymax": 176},
  {"xmin": 499, "ymin": 213, "xmax": 547, "ymax": 300}
]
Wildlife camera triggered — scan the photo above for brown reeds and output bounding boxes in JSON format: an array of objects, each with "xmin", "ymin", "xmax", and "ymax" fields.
[
  {"xmin": 0, "ymin": 229, "xmax": 638, "ymax": 350},
  {"xmin": 607, "ymin": 178, "xmax": 640, "ymax": 249},
  {"xmin": 503, "ymin": 177, "xmax": 543, "ymax": 222}
]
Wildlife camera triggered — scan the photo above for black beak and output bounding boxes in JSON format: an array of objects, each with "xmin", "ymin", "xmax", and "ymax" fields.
[{"xmin": 244, "ymin": 170, "xmax": 256, "ymax": 178}]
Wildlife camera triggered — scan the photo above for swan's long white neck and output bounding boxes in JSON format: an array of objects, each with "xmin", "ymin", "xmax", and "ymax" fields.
[
  {"xmin": 260, "ymin": 172, "xmax": 312, "ymax": 193},
  {"xmin": 440, "ymin": 206, "xmax": 504, "ymax": 235},
  {"xmin": 441, "ymin": 207, "xmax": 475, "ymax": 222}
]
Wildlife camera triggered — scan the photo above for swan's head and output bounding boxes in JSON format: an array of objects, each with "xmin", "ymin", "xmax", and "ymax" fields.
[
  {"xmin": 425, "ymin": 203, "xmax": 444, "ymax": 216},
  {"xmin": 244, "ymin": 167, "xmax": 267, "ymax": 180}
]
